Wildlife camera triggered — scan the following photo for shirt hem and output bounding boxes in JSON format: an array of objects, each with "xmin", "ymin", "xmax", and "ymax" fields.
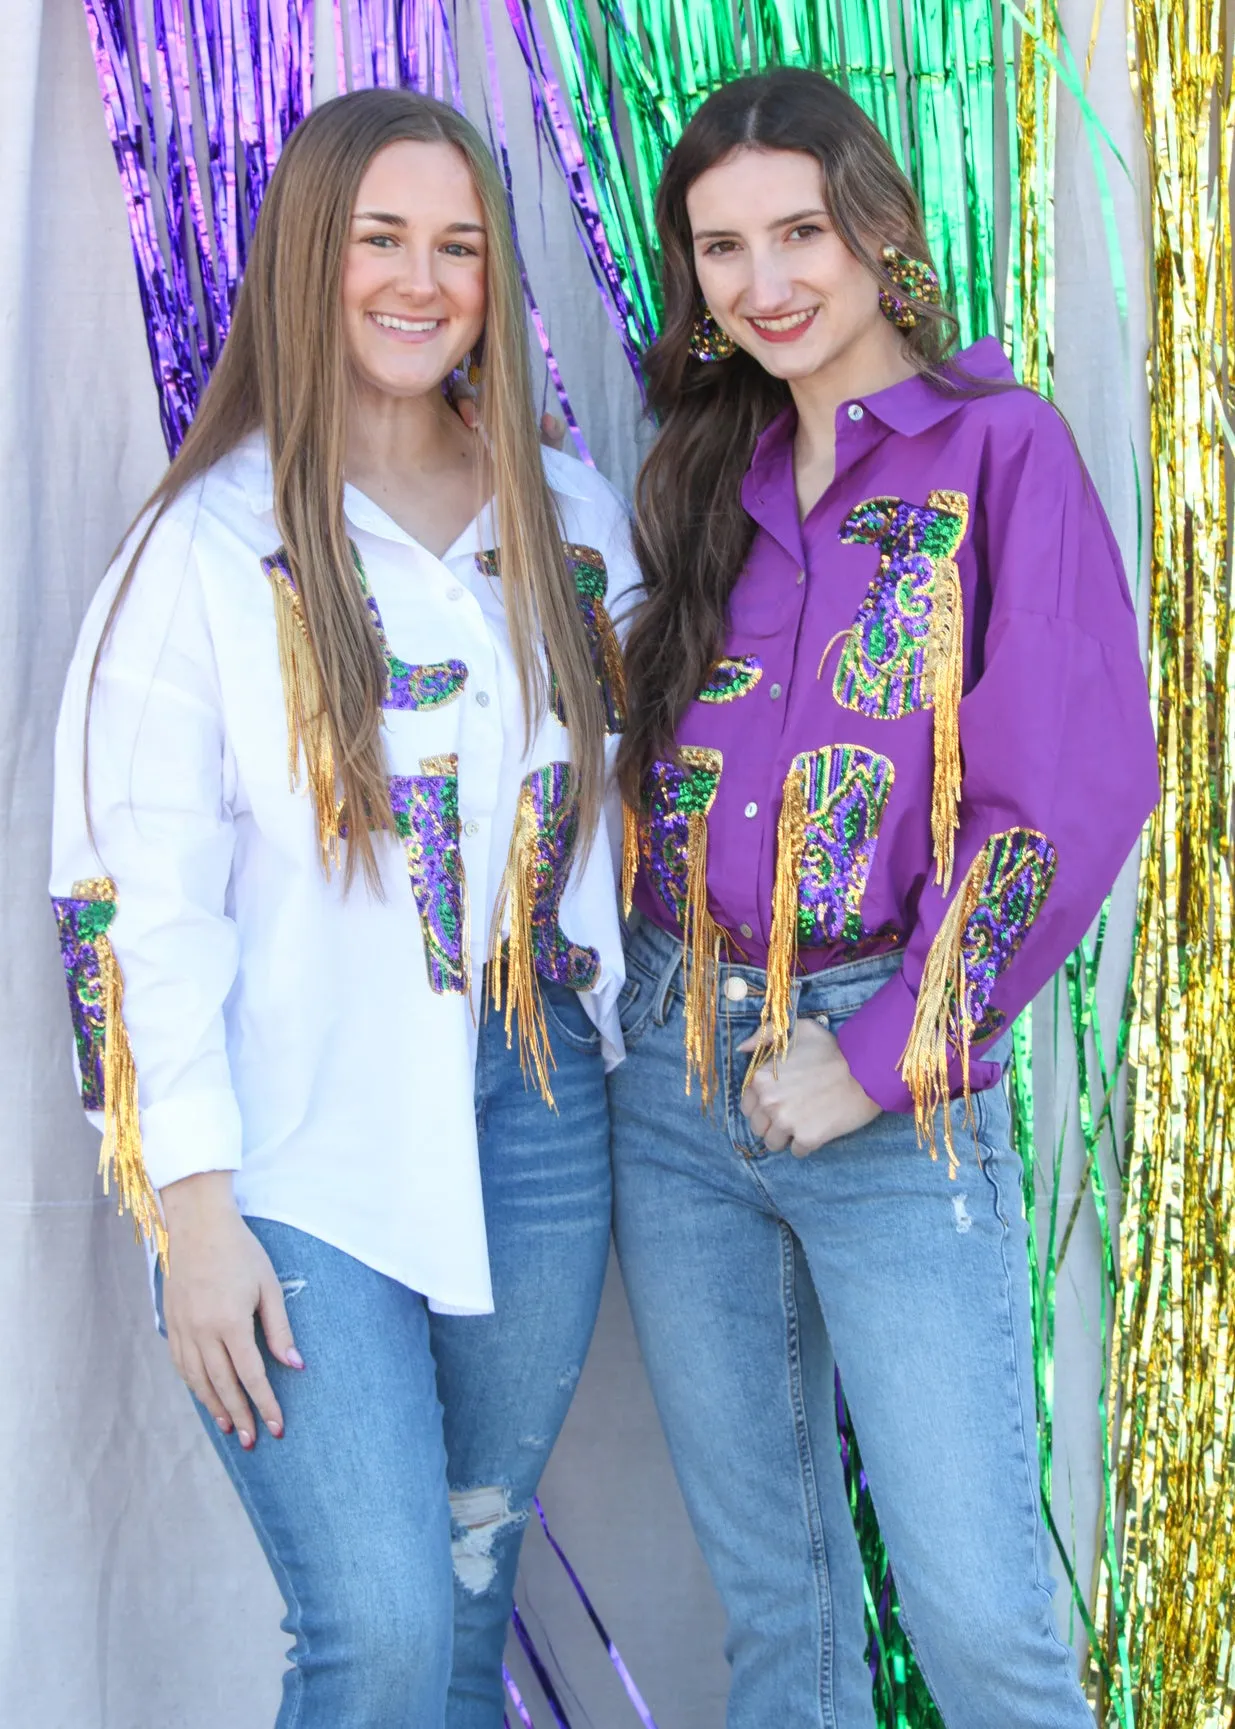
[{"xmin": 233, "ymin": 1201, "xmax": 495, "ymax": 1315}]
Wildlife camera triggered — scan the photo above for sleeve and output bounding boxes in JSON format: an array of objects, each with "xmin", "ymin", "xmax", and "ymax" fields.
[
  {"xmin": 50, "ymin": 506, "xmax": 243, "ymax": 1249},
  {"xmin": 834, "ymin": 404, "xmax": 1159, "ymax": 1139}
]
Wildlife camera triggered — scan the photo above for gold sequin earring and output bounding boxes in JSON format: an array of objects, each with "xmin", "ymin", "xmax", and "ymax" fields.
[
  {"xmin": 878, "ymin": 245, "xmax": 943, "ymax": 330},
  {"xmin": 688, "ymin": 307, "xmax": 737, "ymax": 362}
]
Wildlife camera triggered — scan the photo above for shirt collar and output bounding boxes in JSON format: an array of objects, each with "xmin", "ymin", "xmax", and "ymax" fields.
[
  {"xmin": 742, "ymin": 336, "xmax": 1016, "ymax": 551},
  {"xmin": 858, "ymin": 336, "xmax": 1015, "ymax": 435},
  {"xmin": 745, "ymin": 336, "xmax": 1015, "ymax": 482}
]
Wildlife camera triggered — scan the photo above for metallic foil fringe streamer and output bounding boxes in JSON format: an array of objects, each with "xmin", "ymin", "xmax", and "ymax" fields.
[{"xmin": 1094, "ymin": 3, "xmax": 1235, "ymax": 1722}]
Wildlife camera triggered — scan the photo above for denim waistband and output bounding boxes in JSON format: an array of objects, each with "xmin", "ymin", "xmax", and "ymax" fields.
[{"xmin": 623, "ymin": 910, "xmax": 903, "ymax": 1025}]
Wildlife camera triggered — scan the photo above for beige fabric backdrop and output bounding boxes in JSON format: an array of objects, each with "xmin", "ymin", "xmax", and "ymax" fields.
[{"xmin": 0, "ymin": 0, "xmax": 1146, "ymax": 1720}]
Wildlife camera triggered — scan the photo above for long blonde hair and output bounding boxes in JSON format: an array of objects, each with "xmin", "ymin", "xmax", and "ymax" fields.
[{"xmin": 88, "ymin": 87, "xmax": 604, "ymax": 888}]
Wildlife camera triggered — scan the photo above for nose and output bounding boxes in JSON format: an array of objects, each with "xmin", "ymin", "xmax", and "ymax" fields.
[
  {"xmin": 392, "ymin": 244, "xmax": 440, "ymax": 302},
  {"xmin": 744, "ymin": 245, "xmax": 795, "ymax": 315}
]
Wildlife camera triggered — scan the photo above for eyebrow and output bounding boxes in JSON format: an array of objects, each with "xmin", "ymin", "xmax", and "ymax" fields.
[
  {"xmin": 351, "ymin": 211, "xmax": 486, "ymax": 234},
  {"xmin": 693, "ymin": 207, "xmax": 829, "ymax": 240}
]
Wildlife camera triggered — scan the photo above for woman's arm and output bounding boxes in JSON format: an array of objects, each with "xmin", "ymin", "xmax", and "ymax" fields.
[
  {"xmin": 51, "ymin": 508, "xmax": 300, "ymax": 1443},
  {"xmin": 834, "ymin": 403, "xmax": 1159, "ymax": 1146}
]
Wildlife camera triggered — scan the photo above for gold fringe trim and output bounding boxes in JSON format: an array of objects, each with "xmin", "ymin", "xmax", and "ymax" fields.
[
  {"xmin": 76, "ymin": 878, "xmax": 169, "ymax": 1271},
  {"xmin": 621, "ymin": 802, "xmax": 639, "ymax": 918},
  {"xmin": 597, "ymin": 601, "xmax": 628, "ymax": 728},
  {"xmin": 754, "ymin": 758, "xmax": 809, "ymax": 1074},
  {"xmin": 925, "ymin": 552, "xmax": 963, "ymax": 893},
  {"xmin": 897, "ymin": 844, "xmax": 987, "ymax": 1178},
  {"xmin": 266, "ymin": 562, "xmax": 342, "ymax": 875},
  {"xmin": 923, "ymin": 487, "xmax": 970, "ymax": 894},
  {"xmin": 488, "ymin": 786, "xmax": 556, "ymax": 1108},
  {"xmin": 681, "ymin": 809, "xmax": 723, "ymax": 1104}
]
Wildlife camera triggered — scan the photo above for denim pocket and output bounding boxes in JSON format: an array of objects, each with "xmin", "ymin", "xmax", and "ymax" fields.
[
  {"xmin": 541, "ymin": 978, "xmax": 603, "ymax": 1054},
  {"xmin": 615, "ymin": 944, "xmax": 666, "ymax": 1048}
]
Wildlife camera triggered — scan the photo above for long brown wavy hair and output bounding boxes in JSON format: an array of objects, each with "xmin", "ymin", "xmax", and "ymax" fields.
[
  {"xmin": 618, "ymin": 67, "xmax": 966, "ymax": 803},
  {"xmin": 89, "ymin": 87, "xmax": 605, "ymax": 887}
]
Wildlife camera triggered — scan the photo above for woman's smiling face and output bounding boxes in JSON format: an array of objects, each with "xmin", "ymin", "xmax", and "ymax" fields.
[
  {"xmin": 341, "ymin": 138, "xmax": 488, "ymax": 403},
  {"xmin": 687, "ymin": 146, "xmax": 886, "ymax": 384}
]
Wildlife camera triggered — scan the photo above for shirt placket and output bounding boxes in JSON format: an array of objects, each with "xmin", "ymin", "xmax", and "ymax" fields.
[{"xmin": 739, "ymin": 404, "xmax": 886, "ymax": 951}]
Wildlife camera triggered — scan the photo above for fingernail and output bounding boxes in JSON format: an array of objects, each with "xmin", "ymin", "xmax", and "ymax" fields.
[
  {"xmin": 268, "ymin": 1420, "xmax": 284, "ymax": 1439},
  {"xmin": 285, "ymin": 1348, "xmax": 305, "ymax": 1370},
  {"xmin": 239, "ymin": 1430, "xmax": 254, "ymax": 1450},
  {"xmin": 215, "ymin": 1415, "xmax": 233, "ymax": 1434}
]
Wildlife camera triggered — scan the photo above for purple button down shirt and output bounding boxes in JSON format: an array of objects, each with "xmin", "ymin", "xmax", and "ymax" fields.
[{"xmin": 633, "ymin": 338, "xmax": 1159, "ymax": 1113}]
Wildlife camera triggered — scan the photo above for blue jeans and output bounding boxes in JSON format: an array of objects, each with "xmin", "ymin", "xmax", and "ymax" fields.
[
  {"xmin": 158, "ymin": 978, "xmax": 612, "ymax": 1729},
  {"xmin": 608, "ymin": 915, "xmax": 1094, "ymax": 1729}
]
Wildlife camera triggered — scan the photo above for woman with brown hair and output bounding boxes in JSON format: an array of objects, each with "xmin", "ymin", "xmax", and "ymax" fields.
[
  {"xmin": 50, "ymin": 88, "xmax": 634, "ymax": 1726},
  {"xmin": 611, "ymin": 67, "xmax": 1156, "ymax": 1728}
]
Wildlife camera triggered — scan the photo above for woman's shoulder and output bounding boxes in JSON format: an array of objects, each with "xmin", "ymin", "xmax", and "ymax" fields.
[
  {"xmin": 945, "ymin": 370, "xmax": 1077, "ymax": 474},
  {"xmin": 541, "ymin": 448, "xmax": 640, "ymax": 609},
  {"xmin": 542, "ymin": 446, "xmax": 631, "ymax": 523},
  {"xmin": 125, "ymin": 434, "xmax": 270, "ymax": 562}
]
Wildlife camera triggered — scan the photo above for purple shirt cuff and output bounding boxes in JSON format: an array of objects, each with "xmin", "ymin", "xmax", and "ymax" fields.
[{"xmin": 834, "ymin": 970, "xmax": 1002, "ymax": 1115}]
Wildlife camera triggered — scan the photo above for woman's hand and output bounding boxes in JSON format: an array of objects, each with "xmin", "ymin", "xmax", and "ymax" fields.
[
  {"xmin": 160, "ymin": 1172, "xmax": 303, "ymax": 1448},
  {"xmin": 738, "ymin": 1018, "xmax": 881, "ymax": 1156},
  {"xmin": 448, "ymin": 379, "xmax": 567, "ymax": 450}
]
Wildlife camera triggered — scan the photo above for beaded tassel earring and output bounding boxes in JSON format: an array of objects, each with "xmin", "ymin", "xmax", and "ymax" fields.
[
  {"xmin": 688, "ymin": 307, "xmax": 737, "ymax": 362},
  {"xmin": 878, "ymin": 245, "xmax": 943, "ymax": 330}
]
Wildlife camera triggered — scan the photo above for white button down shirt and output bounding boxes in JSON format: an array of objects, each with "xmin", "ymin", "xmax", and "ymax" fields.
[{"xmin": 50, "ymin": 435, "xmax": 639, "ymax": 1313}]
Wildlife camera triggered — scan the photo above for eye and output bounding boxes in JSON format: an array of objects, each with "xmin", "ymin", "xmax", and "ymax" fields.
[
  {"xmin": 442, "ymin": 241, "xmax": 481, "ymax": 257},
  {"xmin": 702, "ymin": 238, "xmax": 740, "ymax": 257},
  {"xmin": 363, "ymin": 233, "xmax": 398, "ymax": 249},
  {"xmin": 787, "ymin": 223, "xmax": 824, "ymax": 242}
]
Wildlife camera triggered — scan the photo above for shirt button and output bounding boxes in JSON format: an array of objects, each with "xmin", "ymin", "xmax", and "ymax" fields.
[
  {"xmin": 724, "ymin": 976, "xmax": 748, "ymax": 1002},
  {"xmin": 744, "ymin": 801, "xmax": 758, "ymax": 819},
  {"xmin": 796, "ymin": 570, "xmax": 805, "ymax": 585},
  {"xmin": 475, "ymin": 691, "xmax": 490, "ymax": 707},
  {"xmin": 463, "ymin": 819, "xmax": 480, "ymax": 837},
  {"xmin": 739, "ymin": 922, "xmax": 753, "ymax": 940},
  {"xmin": 769, "ymin": 683, "xmax": 782, "ymax": 700},
  {"xmin": 446, "ymin": 585, "xmax": 463, "ymax": 601},
  {"xmin": 847, "ymin": 403, "xmax": 864, "ymax": 421}
]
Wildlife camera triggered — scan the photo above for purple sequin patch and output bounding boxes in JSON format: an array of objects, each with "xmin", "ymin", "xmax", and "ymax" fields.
[
  {"xmin": 639, "ymin": 748, "xmax": 723, "ymax": 927},
  {"xmin": 479, "ymin": 544, "xmax": 625, "ymax": 734},
  {"xmin": 389, "ymin": 761, "xmax": 467, "ymax": 995},
  {"xmin": 360, "ymin": 580, "xmax": 468, "ymax": 711},
  {"xmin": 523, "ymin": 763, "xmax": 600, "ymax": 989},
  {"xmin": 793, "ymin": 746, "xmax": 896, "ymax": 947},
  {"xmin": 51, "ymin": 887, "xmax": 118, "ymax": 1111},
  {"xmin": 698, "ymin": 657, "xmax": 763, "ymax": 704},
  {"xmin": 834, "ymin": 492, "xmax": 969, "ymax": 718},
  {"xmin": 961, "ymin": 829, "xmax": 1058, "ymax": 1029}
]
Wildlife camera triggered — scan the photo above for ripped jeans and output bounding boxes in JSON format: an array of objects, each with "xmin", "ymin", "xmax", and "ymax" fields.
[
  {"xmin": 609, "ymin": 914, "xmax": 1095, "ymax": 1729},
  {"xmin": 158, "ymin": 977, "xmax": 611, "ymax": 1729}
]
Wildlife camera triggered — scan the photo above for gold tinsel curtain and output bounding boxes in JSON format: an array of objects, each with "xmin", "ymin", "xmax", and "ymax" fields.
[{"xmin": 1095, "ymin": 1, "xmax": 1235, "ymax": 1723}]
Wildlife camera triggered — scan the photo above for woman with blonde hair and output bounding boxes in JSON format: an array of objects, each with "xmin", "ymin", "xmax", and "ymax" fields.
[{"xmin": 50, "ymin": 87, "xmax": 634, "ymax": 1727}]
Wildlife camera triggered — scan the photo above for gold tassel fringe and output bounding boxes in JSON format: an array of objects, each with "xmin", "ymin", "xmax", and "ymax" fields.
[
  {"xmin": 754, "ymin": 758, "xmax": 809, "ymax": 1074},
  {"xmin": 488, "ymin": 785, "xmax": 556, "ymax": 1108},
  {"xmin": 682, "ymin": 809, "xmax": 723, "ymax": 1104},
  {"xmin": 897, "ymin": 845, "xmax": 987, "ymax": 1178},
  {"xmin": 924, "ymin": 531, "xmax": 966, "ymax": 895},
  {"xmin": 75, "ymin": 879, "xmax": 169, "ymax": 1270},
  {"xmin": 266, "ymin": 562, "xmax": 342, "ymax": 874},
  {"xmin": 598, "ymin": 604, "xmax": 628, "ymax": 728},
  {"xmin": 621, "ymin": 802, "xmax": 639, "ymax": 917}
]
